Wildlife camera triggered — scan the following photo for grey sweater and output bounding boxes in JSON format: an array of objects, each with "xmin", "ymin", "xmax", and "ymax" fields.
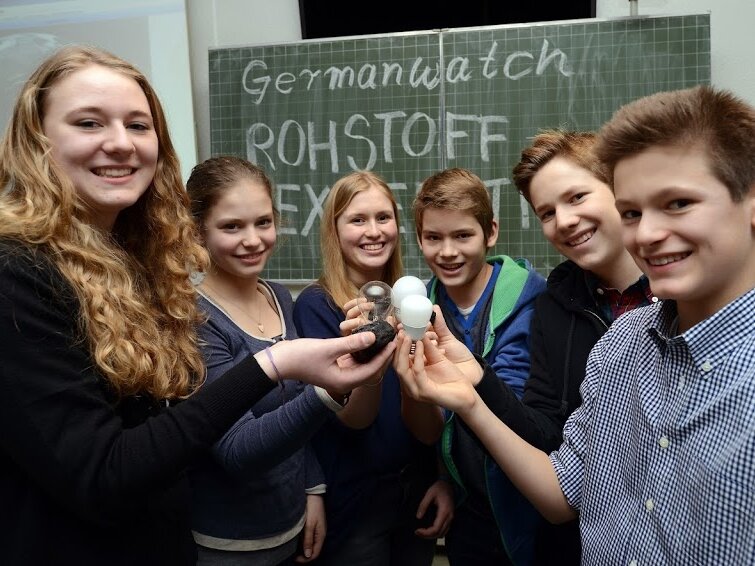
[{"xmin": 190, "ymin": 281, "xmax": 333, "ymax": 542}]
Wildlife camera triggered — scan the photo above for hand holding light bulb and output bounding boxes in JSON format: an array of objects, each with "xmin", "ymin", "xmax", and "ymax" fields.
[
  {"xmin": 350, "ymin": 277, "xmax": 434, "ymax": 362},
  {"xmin": 357, "ymin": 281, "xmax": 394, "ymax": 322},
  {"xmin": 392, "ymin": 275, "xmax": 434, "ymax": 353}
]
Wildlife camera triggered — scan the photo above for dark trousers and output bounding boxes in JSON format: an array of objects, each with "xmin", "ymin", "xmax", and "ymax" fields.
[
  {"xmin": 314, "ymin": 474, "xmax": 436, "ymax": 566},
  {"xmin": 445, "ymin": 503, "xmax": 512, "ymax": 566},
  {"xmin": 196, "ymin": 536, "xmax": 298, "ymax": 566}
]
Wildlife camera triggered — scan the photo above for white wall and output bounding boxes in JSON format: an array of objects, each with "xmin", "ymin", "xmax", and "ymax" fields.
[
  {"xmin": 0, "ymin": 0, "xmax": 197, "ymax": 181},
  {"xmin": 186, "ymin": 0, "xmax": 755, "ymax": 166},
  {"xmin": 597, "ymin": 0, "xmax": 755, "ymax": 104},
  {"xmin": 186, "ymin": 0, "xmax": 301, "ymax": 163}
]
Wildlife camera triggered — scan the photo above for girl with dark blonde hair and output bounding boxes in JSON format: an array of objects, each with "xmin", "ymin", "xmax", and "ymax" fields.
[
  {"xmin": 293, "ymin": 171, "xmax": 452, "ymax": 566},
  {"xmin": 0, "ymin": 46, "xmax": 394, "ymax": 565},
  {"xmin": 187, "ymin": 156, "xmax": 359, "ymax": 565}
]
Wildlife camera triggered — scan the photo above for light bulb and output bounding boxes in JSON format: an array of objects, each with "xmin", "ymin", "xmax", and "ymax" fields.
[
  {"xmin": 391, "ymin": 275, "xmax": 427, "ymax": 322},
  {"xmin": 351, "ymin": 281, "xmax": 397, "ymax": 364},
  {"xmin": 400, "ymin": 295, "xmax": 433, "ymax": 341},
  {"xmin": 357, "ymin": 281, "xmax": 394, "ymax": 322}
]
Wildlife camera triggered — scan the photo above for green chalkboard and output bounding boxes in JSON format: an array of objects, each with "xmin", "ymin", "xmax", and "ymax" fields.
[{"xmin": 209, "ymin": 14, "xmax": 710, "ymax": 282}]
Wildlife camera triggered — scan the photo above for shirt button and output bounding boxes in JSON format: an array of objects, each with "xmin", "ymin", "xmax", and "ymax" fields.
[
  {"xmin": 651, "ymin": 296, "xmax": 659, "ymax": 303},
  {"xmin": 645, "ymin": 498, "xmax": 655, "ymax": 512},
  {"xmin": 629, "ymin": 561, "xmax": 638, "ymax": 566},
  {"xmin": 701, "ymin": 360, "xmax": 713, "ymax": 372},
  {"xmin": 658, "ymin": 436, "xmax": 670, "ymax": 449}
]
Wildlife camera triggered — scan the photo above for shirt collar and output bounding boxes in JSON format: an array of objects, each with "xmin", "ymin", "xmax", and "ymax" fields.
[
  {"xmin": 649, "ymin": 286, "xmax": 755, "ymax": 370},
  {"xmin": 585, "ymin": 271, "xmax": 651, "ymax": 296},
  {"xmin": 684, "ymin": 286, "xmax": 755, "ymax": 369},
  {"xmin": 585, "ymin": 271, "xmax": 654, "ymax": 323}
]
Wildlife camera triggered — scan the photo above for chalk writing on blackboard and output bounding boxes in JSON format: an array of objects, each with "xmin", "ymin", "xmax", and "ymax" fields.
[
  {"xmin": 247, "ymin": 112, "xmax": 509, "ymax": 172},
  {"xmin": 210, "ymin": 15, "xmax": 711, "ymax": 281},
  {"xmin": 242, "ymin": 39, "xmax": 573, "ymax": 105}
]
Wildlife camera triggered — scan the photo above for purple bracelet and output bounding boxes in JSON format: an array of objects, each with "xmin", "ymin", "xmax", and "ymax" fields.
[{"xmin": 264, "ymin": 347, "xmax": 283, "ymax": 381}]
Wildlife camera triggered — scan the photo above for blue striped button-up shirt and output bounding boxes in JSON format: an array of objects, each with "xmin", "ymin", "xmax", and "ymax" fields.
[{"xmin": 550, "ymin": 287, "xmax": 755, "ymax": 565}]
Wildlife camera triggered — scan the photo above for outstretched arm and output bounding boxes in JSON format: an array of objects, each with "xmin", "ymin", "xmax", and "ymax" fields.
[
  {"xmin": 0, "ymin": 249, "xmax": 279, "ymax": 525},
  {"xmin": 434, "ymin": 302, "xmax": 571, "ymax": 451},
  {"xmin": 394, "ymin": 331, "xmax": 575, "ymax": 524},
  {"xmin": 255, "ymin": 331, "xmax": 395, "ymax": 394}
]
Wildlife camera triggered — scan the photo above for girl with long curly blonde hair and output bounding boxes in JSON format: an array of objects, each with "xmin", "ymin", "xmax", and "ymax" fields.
[
  {"xmin": 0, "ymin": 45, "xmax": 208, "ymax": 399},
  {"xmin": 0, "ymin": 46, "xmax": 396, "ymax": 565}
]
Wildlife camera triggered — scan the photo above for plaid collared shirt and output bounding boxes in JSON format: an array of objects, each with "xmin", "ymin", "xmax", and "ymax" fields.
[
  {"xmin": 587, "ymin": 273, "xmax": 657, "ymax": 323},
  {"xmin": 551, "ymin": 287, "xmax": 755, "ymax": 565}
]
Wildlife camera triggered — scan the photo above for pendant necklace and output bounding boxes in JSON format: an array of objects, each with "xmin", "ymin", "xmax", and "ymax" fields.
[{"xmin": 202, "ymin": 282, "xmax": 267, "ymax": 333}]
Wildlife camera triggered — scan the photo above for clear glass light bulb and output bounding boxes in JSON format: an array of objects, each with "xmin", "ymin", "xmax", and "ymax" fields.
[
  {"xmin": 351, "ymin": 281, "xmax": 397, "ymax": 364},
  {"xmin": 357, "ymin": 281, "xmax": 394, "ymax": 322},
  {"xmin": 400, "ymin": 295, "xmax": 433, "ymax": 341},
  {"xmin": 391, "ymin": 275, "xmax": 427, "ymax": 322}
]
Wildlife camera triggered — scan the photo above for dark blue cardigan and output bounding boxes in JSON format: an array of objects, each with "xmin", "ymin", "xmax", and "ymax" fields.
[{"xmin": 292, "ymin": 284, "xmax": 435, "ymax": 553}]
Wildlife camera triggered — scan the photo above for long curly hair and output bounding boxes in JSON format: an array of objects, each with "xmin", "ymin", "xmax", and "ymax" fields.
[
  {"xmin": 317, "ymin": 170, "xmax": 403, "ymax": 310},
  {"xmin": 0, "ymin": 45, "xmax": 208, "ymax": 399}
]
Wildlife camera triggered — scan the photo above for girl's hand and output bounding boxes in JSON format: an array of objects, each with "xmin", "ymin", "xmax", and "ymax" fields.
[
  {"xmin": 339, "ymin": 297, "xmax": 369, "ymax": 337},
  {"xmin": 296, "ymin": 494, "xmax": 326, "ymax": 562},
  {"xmin": 340, "ymin": 297, "xmax": 398, "ymax": 337},
  {"xmin": 255, "ymin": 332, "xmax": 396, "ymax": 394}
]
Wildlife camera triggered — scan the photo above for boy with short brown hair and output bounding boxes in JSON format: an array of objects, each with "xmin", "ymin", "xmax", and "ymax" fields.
[{"xmin": 413, "ymin": 167, "xmax": 546, "ymax": 565}]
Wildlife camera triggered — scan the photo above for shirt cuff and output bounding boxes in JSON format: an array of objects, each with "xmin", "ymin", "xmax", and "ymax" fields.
[
  {"xmin": 315, "ymin": 386, "xmax": 347, "ymax": 412},
  {"xmin": 306, "ymin": 484, "xmax": 327, "ymax": 495}
]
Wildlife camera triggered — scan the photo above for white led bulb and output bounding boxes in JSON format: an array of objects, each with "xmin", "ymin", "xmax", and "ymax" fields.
[
  {"xmin": 391, "ymin": 275, "xmax": 427, "ymax": 322},
  {"xmin": 399, "ymin": 295, "xmax": 433, "ymax": 341}
]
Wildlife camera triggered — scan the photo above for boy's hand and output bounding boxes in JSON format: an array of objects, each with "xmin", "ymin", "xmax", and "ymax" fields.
[
  {"xmin": 394, "ymin": 332, "xmax": 480, "ymax": 414},
  {"xmin": 429, "ymin": 306, "xmax": 484, "ymax": 386},
  {"xmin": 414, "ymin": 478, "xmax": 455, "ymax": 539}
]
